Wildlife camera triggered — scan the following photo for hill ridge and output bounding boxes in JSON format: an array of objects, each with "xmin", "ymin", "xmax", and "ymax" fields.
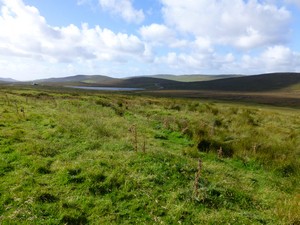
[
  {"xmin": 3, "ymin": 72, "xmax": 300, "ymax": 93},
  {"xmin": 0, "ymin": 77, "xmax": 18, "ymax": 82}
]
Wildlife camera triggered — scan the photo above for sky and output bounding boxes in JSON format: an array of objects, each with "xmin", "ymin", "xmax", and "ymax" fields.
[{"xmin": 0, "ymin": 0, "xmax": 300, "ymax": 81}]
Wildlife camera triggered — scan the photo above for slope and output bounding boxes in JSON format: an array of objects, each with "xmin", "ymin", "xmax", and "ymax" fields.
[
  {"xmin": 0, "ymin": 78, "xmax": 18, "ymax": 83},
  {"xmin": 150, "ymin": 74, "xmax": 243, "ymax": 82},
  {"xmin": 181, "ymin": 72, "xmax": 300, "ymax": 92},
  {"xmin": 36, "ymin": 75, "xmax": 118, "ymax": 84}
]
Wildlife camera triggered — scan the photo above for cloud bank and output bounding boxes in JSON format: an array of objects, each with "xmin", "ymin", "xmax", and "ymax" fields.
[
  {"xmin": 161, "ymin": 0, "xmax": 291, "ymax": 49},
  {"xmin": 0, "ymin": 0, "xmax": 299, "ymax": 80}
]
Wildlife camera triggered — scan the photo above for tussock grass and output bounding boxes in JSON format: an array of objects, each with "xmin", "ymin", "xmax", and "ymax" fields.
[{"xmin": 0, "ymin": 86, "xmax": 299, "ymax": 224}]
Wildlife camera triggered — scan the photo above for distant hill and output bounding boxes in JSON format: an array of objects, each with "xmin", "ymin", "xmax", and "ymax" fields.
[
  {"xmin": 0, "ymin": 77, "xmax": 18, "ymax": 82},
  {"xmin": 149, "ymin": 74, "xmax": 243, "ymax": 82},
  {"xmin": 33, "ymin": 74, "xmax": 242, "ymax": 84},
  {"xmin": 88, "ymin": 72, "xmax": 300, "ymax": 92},
  {"xmin": 179, "ymin": 72, "xmax": 300, "ymax": 92},
  {"xmin": 33, "ymin": 72, "xmax": 300, "ymax": 93},
  {"xmin": 36, "ymin": 75, "xmax": 118, "ymax": 84},
  {"xmin": 117, "ymin": 77, "xmax": 182, "ymax": 89}
]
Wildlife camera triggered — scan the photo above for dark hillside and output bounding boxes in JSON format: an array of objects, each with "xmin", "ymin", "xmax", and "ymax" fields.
[
  {"xmin": 34, "ymin": 73, "xmax": 300, "ymax": 93},
  {"xmin": 69, "ymin": 77, "xmax": 183, "ymax": 89},
  {"xmin": 182, "ymin": 73, "xmax": 300, "ymax": 92},
  {"xmin": 78, "ymin": 73, "xmax": 300, "ymax": 92},
  {"xmin": 121, "ymin": 77, "xmax": 182, "ymax": 89},
  {"xmin": 150, "ymin": 74, "xmax": 243, "ymax": 82},
  {"xmin": 91, "ymin": 72, "xmax": 300, "ymax": 92},
  {"xmin": 36, "ymin": 75, "xmax": 118, "ymax": 84}
]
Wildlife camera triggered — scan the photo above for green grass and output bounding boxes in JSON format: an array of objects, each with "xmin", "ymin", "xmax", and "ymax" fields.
[{"xmin": 0, "ymin": 86, "xmax": 299, "ymax": 224}]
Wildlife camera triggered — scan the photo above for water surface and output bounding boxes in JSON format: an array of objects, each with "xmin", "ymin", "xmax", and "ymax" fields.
[{"xmin": 66, "ymin": 86, "xmax": 144, "ymax": 91}]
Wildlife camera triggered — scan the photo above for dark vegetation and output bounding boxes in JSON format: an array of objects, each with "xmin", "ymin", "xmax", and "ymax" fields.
[
  {"xmin": 150, "ymin": 74, "xmax": 243, "ymax": 82},
  {"xmin": 144, "ymin": 89, "xmax": 300, "ymax": 108},
  {"xmin": 0, "ymin": 85, "xmax": 299, "ymax": 224},
  {"xmin": 120, "ymin": 72, "xmax": 300, "ymax": 92},
  {"xmin": 4, "ymin": 72, "xmax": 300, "ymax": 108},
  {"xmin": 181, "ymin": 72, "xmax": 300, "ymax": 92},
  {"xmin": 26, "ymin": 72, "xmax": 300, "ymax": 92},
  {"xmin": 36, "ymin": 74, "xmax": 117, "ymax": 84}
]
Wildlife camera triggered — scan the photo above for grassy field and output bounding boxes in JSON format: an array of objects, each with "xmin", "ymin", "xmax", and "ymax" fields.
[{"xmin": 0, "ymin": 86, "xmax": 299, "ymax": 224}]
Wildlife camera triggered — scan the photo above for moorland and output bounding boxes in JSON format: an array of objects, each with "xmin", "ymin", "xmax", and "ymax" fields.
[{"xmin": 0, "ymin": 73, "xmax": 299, "ymax": 224}]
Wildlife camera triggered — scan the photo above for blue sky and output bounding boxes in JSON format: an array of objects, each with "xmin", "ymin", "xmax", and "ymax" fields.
[{"xmin": 0, "ymin": 0, "xmax": 300, "ymax": 81}]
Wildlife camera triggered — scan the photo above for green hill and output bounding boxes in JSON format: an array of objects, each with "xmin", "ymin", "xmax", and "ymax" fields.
[{"xmin": 36, "ymin": 75, "xmax": 118, "ymax": 84}]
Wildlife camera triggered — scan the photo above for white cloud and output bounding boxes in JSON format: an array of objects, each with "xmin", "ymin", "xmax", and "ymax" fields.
[
  {"xmin": 1, "ymin": 0, "xmax": 299, "ymax": 80},
  {"xmin": 202, "ymin": 45, "xmax": 300, "ymax": 75},
  {"xmin": 0, "ymin": 0, "xmax": 146, "ymax": 65},
  {"xmin": 193, "ymin": 37, "xmax": 213, "ymax": 53},
  {"xmin": 140, "ymin": 23, "xmax": 209, "ymax": 53},
  {"xmin": 241, "ymin": 45, "xmax": 300, "ymax": 73},
  {"xmin": 154, "ymin": 44, "xmax": 300, "ymax": 75},
  {"xmin": 0, "ymin": 0, "xmax": 150, "ymax": 80},
  {"xmin": 98, "ymin": 0, "xmax": 144, "ymax": 24},
  {"xmin": 154, "ymin": 50, "xmax": 228, "ymax": 73},
  {"xmin": 139, "ymin": 23, "xmax": 174, "ymax": 44},
  {"xmin": 161, "ymin": 0, "xmax": 291, "ymax": 50}
]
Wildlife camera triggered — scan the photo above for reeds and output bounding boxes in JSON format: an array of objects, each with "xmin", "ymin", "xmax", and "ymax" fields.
[
  {"xmin": 129, "ymin": 124, "xmax": 146, "ymax": 153},
  {"xmin": 194, "ymin": 159, "xmax": 202, "ymax": 198}
]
